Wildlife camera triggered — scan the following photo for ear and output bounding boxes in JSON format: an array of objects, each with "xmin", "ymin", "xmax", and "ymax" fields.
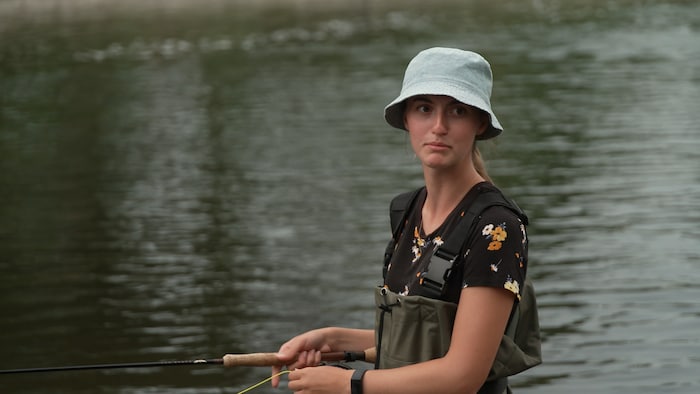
[
  {"xmin": 476, "ymin": 112, "xmax": 490, "ymax": 136},
  {"xmin": 402, "ymin": 104, "xmax": 410, "ymax": 131}
]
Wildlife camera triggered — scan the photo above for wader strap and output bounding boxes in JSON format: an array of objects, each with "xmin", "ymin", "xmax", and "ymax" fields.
[
  {"xmin": 375, "ymin": 287, "xmax": 400, "ymax": 370},
  {"xmin": 384, "ymin": 187, "xmax": 424, "ymax": 280},
  {"xmin": 420, "ymin": 186, "xmax": 528, "ymax": 299}
]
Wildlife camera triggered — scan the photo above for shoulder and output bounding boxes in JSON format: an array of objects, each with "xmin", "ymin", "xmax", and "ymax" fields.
[
  {"xmin": 479, "ymin": 204, "xmax": 526, "ymax": 226},
  {"xmin": 470, "ymin": 183, "xmax": 528, "ymax": 227},
  {"xmin": 388, "ymin": 187, "xmax": 426, "ymax": 234},
  {"xmin": 389, "ymin": 187, "xmax": 425, "ymax": 210},
  {"xmin": 476, "ymin": 205, "xmax": 528, "ymax": 245}
]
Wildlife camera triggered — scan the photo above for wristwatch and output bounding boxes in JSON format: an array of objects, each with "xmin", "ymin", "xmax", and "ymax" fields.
[{"xmin": 351, "ymin": 369, "xmax": 367, "ymax": 394}]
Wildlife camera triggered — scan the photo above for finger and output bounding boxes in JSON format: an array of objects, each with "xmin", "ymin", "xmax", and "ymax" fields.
[
  {"xmin": 303, "ymin": 350, "xmax": 315, "ymax": 366},
  {"xmin": 276, "ymin": 342, "xmax": 299, "ymax": 363},
  {"xmin": 312, "ymin": 349, "xmax": 322, "ymax": 365},
  {"xmin": 312, "ymin": 349, "xmax": 324, "ymax": 366},
  {"xmin": 287, "ymin": 369, "xmax": 302, "ymax": 391},
  {"xmin": 295, "ymin": 350, "xmax": 308, "ymax": 368},
  {"xmin": 271, "ymin": 365, "xmax": 284, "ymax": 388}
]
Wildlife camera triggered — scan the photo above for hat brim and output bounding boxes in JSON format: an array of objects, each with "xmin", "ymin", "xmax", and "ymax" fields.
[{"xmin": 384, "ymin": 81, "xmax": 503, "ymax": 140}]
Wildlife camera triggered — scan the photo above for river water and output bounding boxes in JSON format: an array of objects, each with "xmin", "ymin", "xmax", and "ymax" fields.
[{"xmin": 1, "ymin": 0, "xmax": 699, "ymax": 393}]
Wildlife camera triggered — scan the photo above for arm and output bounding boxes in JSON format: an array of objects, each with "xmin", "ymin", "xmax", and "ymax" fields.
[
  {"xmin": 363, "ymin": 286, "xmax": 514, "ymax": 393},
  {"xmin": 287, "ymin": 286, "xmax": 514, "ymax": 394}
]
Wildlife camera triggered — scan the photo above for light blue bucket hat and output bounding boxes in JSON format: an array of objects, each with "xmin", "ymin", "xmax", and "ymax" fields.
[{"xmin": 384, "ymin": 47, "xmax": 503, "ymax": 140}]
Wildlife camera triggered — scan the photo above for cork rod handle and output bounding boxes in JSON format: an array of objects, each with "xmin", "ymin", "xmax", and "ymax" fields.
[{"xmin": 221, "ymin": 348, "xmax": 376, "ymax": 367}]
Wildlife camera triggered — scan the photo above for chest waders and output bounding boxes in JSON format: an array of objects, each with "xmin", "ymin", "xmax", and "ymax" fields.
[{"xmin": 376, "ymin": 185, "xmax": 542, "ymax": 394}]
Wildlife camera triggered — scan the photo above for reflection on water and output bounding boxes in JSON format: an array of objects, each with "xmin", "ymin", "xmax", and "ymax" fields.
[{"xmin": 1, "ymin": 0, "xmax": 699, "ymax": 393}]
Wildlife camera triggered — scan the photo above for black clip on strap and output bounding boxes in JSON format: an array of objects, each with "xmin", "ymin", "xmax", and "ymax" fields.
[
  {"xmin": 419, "ymin": 248, "xmax": 458, "ymax": 298},
  {"xmin": 418, "ymin": 186, "xmax": 498, "ymax": 298}
]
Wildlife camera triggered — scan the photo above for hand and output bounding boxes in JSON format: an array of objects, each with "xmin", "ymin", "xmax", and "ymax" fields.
[
  {"xmin": 271, "ymin": 329, "xmax": 333, "ymax": 388},
  {"xmin": 287, "ymin": 365, "xmax": 353, "ymax": 394}
]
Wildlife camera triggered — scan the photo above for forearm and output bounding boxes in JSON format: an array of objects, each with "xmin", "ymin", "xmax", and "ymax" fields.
[
  {"xmin": 362, "ymin": 357, "xmax": 483, "ymax": 394},
  {"xmin": 321, "ymin": 327, "xmax": 375, "ymax": 352}
]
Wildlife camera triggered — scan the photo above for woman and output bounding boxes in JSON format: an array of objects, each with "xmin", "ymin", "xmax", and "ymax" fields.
[{"xmin": 272, "ymin": 47, "xmax": 531, "ymax": 394}]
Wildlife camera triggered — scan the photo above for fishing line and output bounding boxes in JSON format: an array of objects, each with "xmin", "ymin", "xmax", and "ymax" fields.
[{"xmin": 237, "ymin": 370, "xmax": 290, "ymax": 394}]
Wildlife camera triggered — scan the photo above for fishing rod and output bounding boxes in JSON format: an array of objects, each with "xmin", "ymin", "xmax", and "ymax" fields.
[{"xmin": 0, "ymin": 348, "xmax": 376, "ymax": 375}]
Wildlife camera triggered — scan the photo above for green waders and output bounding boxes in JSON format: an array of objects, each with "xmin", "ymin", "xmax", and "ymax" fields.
[
  {"xmin": 374, "ymin": 284, "xmax": 539, "ymax": 394},
  {"xmin": 376, "ymin": 184, "xmax": 542, "ymax": 393},
  {"xmin": 375, "ymin": 287, "xmax": 513, "ymax": 393}
]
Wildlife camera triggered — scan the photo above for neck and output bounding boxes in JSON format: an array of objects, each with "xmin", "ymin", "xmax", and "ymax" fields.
[{"xmin": 420, "ymin": 167, "xmax": 485, "ymax": 234}]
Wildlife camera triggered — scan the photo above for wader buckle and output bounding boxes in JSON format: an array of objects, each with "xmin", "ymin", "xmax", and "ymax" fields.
[{"xmin": 420, "ymin": 249, "xmax": 457, "ymax": 296}]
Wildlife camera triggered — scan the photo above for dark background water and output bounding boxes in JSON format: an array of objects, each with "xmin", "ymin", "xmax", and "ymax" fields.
[{"xmin": 1, "ymin": 0, "xmax": 699, "ymax": 393}]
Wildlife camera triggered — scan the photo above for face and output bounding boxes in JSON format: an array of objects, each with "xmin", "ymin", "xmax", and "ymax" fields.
[{"xmin": 404, "ymin": 95, "xmax": 488, "ymax": 171}]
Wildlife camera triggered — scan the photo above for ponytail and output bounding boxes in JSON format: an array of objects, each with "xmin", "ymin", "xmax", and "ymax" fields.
[
  {"xmin": 473, "ymin": 110, "xmax": 494, "ymax": 184},
  {"xmin": 472, "ymin": 144, "xmax": 493, "ymax": 184}
]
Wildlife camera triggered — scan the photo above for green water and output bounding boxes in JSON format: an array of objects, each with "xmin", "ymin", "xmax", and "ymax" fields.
[{"xmin": 1, "ymin": 0, "xmax": 699, "ymax": 393}]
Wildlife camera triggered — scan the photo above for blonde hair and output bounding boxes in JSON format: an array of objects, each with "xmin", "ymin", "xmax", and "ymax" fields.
[{"xmin": 473, "ymin": 144, "xmax": 493, "ymax": 183}]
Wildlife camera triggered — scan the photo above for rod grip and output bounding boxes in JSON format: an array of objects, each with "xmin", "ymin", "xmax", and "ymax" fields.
[
  {"xmin": 222, "ymin": 353, "xmax": 280, "ymax": 367},
  {"xmin": 221, "ymin": 347, "xmax": 376, "ymax": 367}
]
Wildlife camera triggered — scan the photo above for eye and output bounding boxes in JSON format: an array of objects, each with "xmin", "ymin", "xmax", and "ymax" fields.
[
  {"xmin": 407, "ymin": 99, "xmax": 432, "ymax": 114},
  {"xmin": 417, "ymin": 104, "xmax": 431, "ymax": 113},
  {"xmin": 450, "ymin": 106, "xmax": 469, "ymax": 116}
]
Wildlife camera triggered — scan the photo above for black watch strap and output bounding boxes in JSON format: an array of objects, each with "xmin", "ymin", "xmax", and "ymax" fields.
[{"xmin": 351, "ymin": 369, "xmax": 367, "ymax": 394}]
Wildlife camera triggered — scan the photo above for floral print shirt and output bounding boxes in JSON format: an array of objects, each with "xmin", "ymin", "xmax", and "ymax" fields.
[{"xmin": 384, "ymin": 182, "xmax": 528, "ymax": 304}]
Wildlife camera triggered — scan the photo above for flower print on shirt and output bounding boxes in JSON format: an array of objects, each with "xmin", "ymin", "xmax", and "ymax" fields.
[
  {"xmin": 482, "ymin": 222, "xmax": 508, "ymax": 251},
  {"xmin": 411, "ymin": 227, "xmax": 445, "ymax": 263},
  {"xmin": 456, "ymin": 206, "xmax": 527, "ymax": 302},
  {"xmin": 490, "ymin": 259, "xmax": 502, "ymax": 273},
  {"xmin": 411, "ymin": 226, "xmax": 425, "ymax": 263},
  {"xmin": 504, "ymin": 275, "xmax": 521, "ymax": 301}
]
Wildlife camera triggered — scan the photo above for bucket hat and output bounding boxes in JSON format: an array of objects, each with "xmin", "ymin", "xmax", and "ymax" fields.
[{"xmin": 384, "ymin": 47, "xmax": 503, "ymax": 140}]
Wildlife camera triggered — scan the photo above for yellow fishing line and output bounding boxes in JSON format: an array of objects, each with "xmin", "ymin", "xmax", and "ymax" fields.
[{"xmin": 237, "ymin": 370, "xmax": 290, "ymax": 394}]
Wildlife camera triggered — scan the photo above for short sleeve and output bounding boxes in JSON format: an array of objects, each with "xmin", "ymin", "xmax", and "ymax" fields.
[{"xmin": 461, "ymin": 205, "xmax": 528, "ymax": 301}]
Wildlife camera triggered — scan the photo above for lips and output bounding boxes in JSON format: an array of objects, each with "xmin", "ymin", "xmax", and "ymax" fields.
[{"xmin": 425, "ymin": 141, "xmax": 450, "ymax": 149}]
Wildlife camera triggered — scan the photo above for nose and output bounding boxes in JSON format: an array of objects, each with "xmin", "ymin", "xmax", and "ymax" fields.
[{"xmin": 429, "ymin": 110, "xmax": 448, "ymax": 134}]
